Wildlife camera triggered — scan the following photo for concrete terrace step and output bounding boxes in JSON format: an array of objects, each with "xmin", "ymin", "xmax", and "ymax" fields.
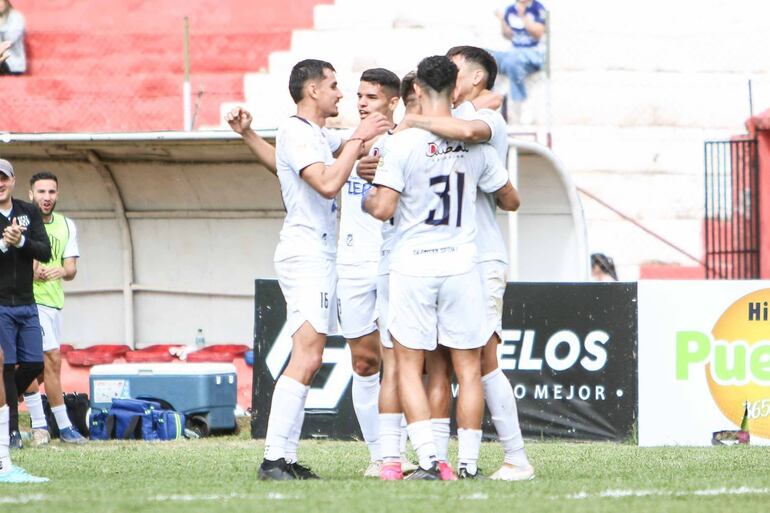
[
  {"xmin": 25, "ymin": 0, "xmax": 331, "ymax": 33},
  {"xmin": 1, "ymin": 73, "xmax": 243, "ymax": 131},
  {"xmin": 26, "ymin": 32, "xmax": 289, "ymax": 75}
]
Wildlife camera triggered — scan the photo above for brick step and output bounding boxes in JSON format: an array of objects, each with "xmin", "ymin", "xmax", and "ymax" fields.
[
  {"xmin": 25, "ymin": 32, "xmax": 289, "ymax": 75},
  {"xmin": 25, "ymin": 0, "xmax": 330, "ymax": 32}
]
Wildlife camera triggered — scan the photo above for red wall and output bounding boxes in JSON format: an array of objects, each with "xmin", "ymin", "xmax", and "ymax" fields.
[{"xmin": 1, "ymin": 0, "xmax": 332, "ymax": 132}]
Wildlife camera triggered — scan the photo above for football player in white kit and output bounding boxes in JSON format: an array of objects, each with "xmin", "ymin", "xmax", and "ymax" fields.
[
  {"xmin": 398, "ymin": 46, "xmax": 534, "ymax": 481},
  {"xmin": 336, "ymin": 68, "xmax": 401, "ymax": 477},
  {"xmin": 258, "ymin": 59, "xmax": 389, "ymax": 481},
  {"xmin": 358, "ymin": 72, "xmax": 422, "ymax": 481},
  {"xmin": 364, "ymin": 56, "xmax": 520, "ymax": 480},
  {"xmin": 227, "ymin": 69, "xmax": 403, "ymax": 478}
]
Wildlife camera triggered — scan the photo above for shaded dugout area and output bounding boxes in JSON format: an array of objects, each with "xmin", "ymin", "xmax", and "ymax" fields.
[{"xmin": 1, "ymin": 131, "xmax": 587, "ymax": 348}]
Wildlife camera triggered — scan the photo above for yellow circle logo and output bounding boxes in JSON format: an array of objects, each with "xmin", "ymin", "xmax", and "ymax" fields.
[{"xmin": 707, "ymin": 289, "xmax": 770, "ymax": 438}]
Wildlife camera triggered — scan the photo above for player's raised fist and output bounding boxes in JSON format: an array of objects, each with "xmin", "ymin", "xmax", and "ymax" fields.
[
  {"xmin": 226, "ymin": 107, "xmax": 253, "ymax": 135},
  {"xmin": 357, "ymin": 155, "xmax": 380, "ymax": 183},
  {"xmin": 351, "ymin": 112, "xmax": 391, "ymax": 143}
]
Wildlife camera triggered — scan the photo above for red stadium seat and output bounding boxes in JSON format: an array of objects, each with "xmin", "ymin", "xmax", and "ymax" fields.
[
  {"xmin": 124, "ymin": 349, "xmax": 176, "ymax": 363},
  {"xmin": 186, "ymin": 351, "xmax": 237, "ymax": 363}
]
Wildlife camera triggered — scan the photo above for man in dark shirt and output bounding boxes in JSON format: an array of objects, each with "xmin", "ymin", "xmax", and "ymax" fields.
[{"xmin": 0, "ymin": 158, "xmax": 49, "ymax": 483}]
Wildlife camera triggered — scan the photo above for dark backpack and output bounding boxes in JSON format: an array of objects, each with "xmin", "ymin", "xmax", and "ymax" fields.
[{"xmin": 42, "ymin": 392, "xmax": 90, "ymax": 438}]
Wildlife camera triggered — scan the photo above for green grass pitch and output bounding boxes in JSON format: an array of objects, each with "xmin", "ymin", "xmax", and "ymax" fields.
[{"xmin": 3, "ymin": 424, "xmax": 770, "ymax": 513}]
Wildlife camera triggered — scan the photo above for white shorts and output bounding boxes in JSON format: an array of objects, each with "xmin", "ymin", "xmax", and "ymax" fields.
[
  {"xmin": 37, "ymin": 304, "xmax": 62, "ymax": 352},
  {"xmin": 275, "ymin": 257, "xmax": 338, "ymax": 336},
  {"xmin": 376, "ymin": 273, "xmax": 392, "ymax": 349},
  {"xmin": 336, "ymin": 262, "xmax": 378, "ymax": 339},
  {"xmin": 388, "ymin": 267, "xmax": 486, "ymax": 351},
  {"xmin": 480, "ymin": 260, "xmax": 507, "ymax": 341}
]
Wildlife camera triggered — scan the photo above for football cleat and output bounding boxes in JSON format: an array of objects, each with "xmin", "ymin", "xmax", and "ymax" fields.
[
  {"xmin": 287, "ymin": 461, "xmax": 320, "ymax": 480},
  {"xmin": 379, "ymin": 462, "xmax": 403, "ymax": 481},
  {"xmin": 438, "ymin": 461, "xmax": 457, "ymax": 481},
  {"xmin": 490, "ymin": 463, "xmax": 535, "ymax": 481},
  {"xmin": 30, "ymin": 428, "xmax": 51, "ymax": 448},
  {"xmin": 0, "ymin": 466, "xmax": 49, "ymax": 483},
  {"xmin": 458, "ymin": 467, "xmax": 487, "ymax": 480},
  {"xmin": 258, "ymin": 458, "xmax": 295, "ymax": 481},
  {"xmin": 9, "ymin": 430, "xmax": 23, "ymax": 450},
  {"xmin": 400, "ymin": 453, "xmax": 418, "ymax": 474},
  {"xmin": 59, "ymin": 427, "xmax": 87, "ymax": 445},
  {"xmin": 404, "ymin": 462, "xmax": 441, "ymax": 481},
  {"xmin": 364, "ymin": 460, "xmax": 382, "ymax": 478}
]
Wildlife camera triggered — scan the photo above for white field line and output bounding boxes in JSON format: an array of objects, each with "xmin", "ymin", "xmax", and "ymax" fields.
[
  {"xmin": 564, "ymin": 487, "xmax": 770, "ymax": 500},
  {"xmin": 0, "ymin": 495, "xmax": 46, "ymax": 504},
  {"xmin": 150, "ymin": 492, "xmax": 304, "ymax": 502}
]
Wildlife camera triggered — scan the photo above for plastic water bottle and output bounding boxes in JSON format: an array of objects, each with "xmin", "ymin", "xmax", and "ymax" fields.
[{"xmin": 195, "ymin": 328, "xmax": 206, "ymax": 349}]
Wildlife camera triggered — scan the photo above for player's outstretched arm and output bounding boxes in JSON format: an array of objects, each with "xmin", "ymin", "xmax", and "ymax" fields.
[
  {"xmin": 494, "ymin": 182, "xmax": 521, "ymax": 212},
  {"xmin": 301, "ymin": 113, "xmax": 390, "ymax": 199},
  {"xmin": 362, "ymin": 185, "xmax": 399, "ymax": 221},
  {"xmin": 226, "ymin": 107, "xmax": 277, "ymax": 175},
  {"xmin": 400, "ymin": 114, "xmax": 492, "ymax": 144}
]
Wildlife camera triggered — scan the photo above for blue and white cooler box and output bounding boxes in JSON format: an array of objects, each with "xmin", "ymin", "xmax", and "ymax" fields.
[{"xmin": 90, "ymin": 363, "xmax": 238, "ymax": 433}]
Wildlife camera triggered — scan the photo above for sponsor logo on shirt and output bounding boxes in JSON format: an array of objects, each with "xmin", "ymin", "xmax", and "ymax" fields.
[
  {"xmin": 16, "ymin": 215, "xmax": 30, "ymax": 228},
  {"xmin": 426, "ymin": 141, "xmax": 469, "ymax": 158}
]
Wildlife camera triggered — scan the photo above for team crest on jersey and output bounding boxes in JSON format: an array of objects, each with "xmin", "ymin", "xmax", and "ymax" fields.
[
  {"xmin": 426, "ymin": 141, "xmax": 469, "ymax": 158},
  {"xmin": 16, "ymin": 215, "xmax": 30, "ymax": 228},
  {"xmin": 372, "ymin": 147, "xmax": 380, "ymax": 157}
]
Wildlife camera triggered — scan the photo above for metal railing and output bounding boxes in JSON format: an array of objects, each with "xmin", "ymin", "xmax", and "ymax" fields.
[{"xmin": 704, "ymin": 139, "xmax": 760, "ymax": 279}]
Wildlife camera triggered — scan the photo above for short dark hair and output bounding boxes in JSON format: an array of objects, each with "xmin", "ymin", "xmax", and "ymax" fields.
[
  {"xmin": 360, "ymin": 68, "xmax": 401, "ymax": 99},
  {"xmin": 415, "ymin": 56, "xmax": 458, "ymax": 96},
  {"xmin": 30, "ymin": 171, "xmax": 58, "ymax": 187},
  {"xmin": 400, "ymin": 71, "xmax": 417, "ymax": 101},
  {"xmin": 288, "ymin": 59, "xmax": 336, "ymax": 103},
  {"xmin": 591, "ymin": 253, "xmax": 618, "ymax": 281},
  {"xmin": 446, "ymin": 45, "xmax": 498, "ymax": 90}
]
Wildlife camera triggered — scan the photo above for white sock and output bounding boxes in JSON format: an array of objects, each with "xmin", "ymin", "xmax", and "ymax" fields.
[
  {"xmin": 0, "ymin": 405, "xmax": 11, "ymax": 474},
  {"xmin": 400, "ymin": 415, "xmax": 408, "ymax": 454},
  {"xmin": 483, "ymin": 368, "xmax": 529, "ymax": 467},
  {"xmin": 457, "ymin": 428, "xmax": 482, "ymax": 475},
  {"xmin": 379, "ymin": 413, "xmax": 402, "ymax": 464},
  {"xmin": 352, "ymin": 372, "xmax": 381, "ymax": 461},
  {"xmin": 51, "ymin": 404, "xmax": 73, "ymax": 431},
  {"xmin": 24, "ymin": 393, "xmax": 48, "ymax": 430},
  {"xmin": 406, "ymin": 420, "xmax": 438, "ymax": 470},
  {"xmin": 264, "ymin": 376, "xmax": 308, "ymax": 462},
  {"xmin": 284, "ymin": 386, "xmax": 308, "ymax": 464},
  {"xmin": 431, "ymin": 417, "xmax": 451, "ymax": 462}
]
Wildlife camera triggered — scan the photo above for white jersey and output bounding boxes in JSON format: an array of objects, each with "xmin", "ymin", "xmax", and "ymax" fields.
[
  {"xmin": 374, "ymin": 128, "xmax": 509, "ymax": 277},
  {"xmin": 337, "ymin": 133, "xmax": 389, "ymax": 267},
  {"xmin": 452, "ymin": 101, "xmax": 509, "ymax": 264},
  {"xmin": 274, "ymin": 116, "xmax": 342, "ymax": 262}
]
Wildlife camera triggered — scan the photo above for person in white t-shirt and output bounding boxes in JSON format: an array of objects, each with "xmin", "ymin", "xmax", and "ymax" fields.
[
  {"xmin": 258, "ymin": 59, "xmax": 389, "ymax": 481},
  {"xmin": 336, "ymin": 68, "xmax": 401, "ymax": 477},
  {"xmin": 364, "ymin": 55, "xmax": 520, "ymax": 480},
  {"xmin": 397, "ymin": 45, "xmax": 535, "ymax": 481},
  {"xmin": 357, "ymin": 71, "xmax": 422, "ymax": 481}
]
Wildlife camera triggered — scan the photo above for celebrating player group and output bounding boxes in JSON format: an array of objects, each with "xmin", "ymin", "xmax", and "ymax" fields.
[{"xmin": 227, "ymin": 45, "xmax": 534, "ymax": 481}]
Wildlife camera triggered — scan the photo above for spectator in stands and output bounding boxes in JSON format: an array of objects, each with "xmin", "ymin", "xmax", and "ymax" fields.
[
  {"xmin": 591, "ymin": 253, "xmax": 618, "ymax": 282},
  {"xmin": 491, "ymin": 0, "xmax": 546, "ymax": 105},
  {"xmin": 0, "ymin": 0, "xmax": 26, "ymax": 76}
]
